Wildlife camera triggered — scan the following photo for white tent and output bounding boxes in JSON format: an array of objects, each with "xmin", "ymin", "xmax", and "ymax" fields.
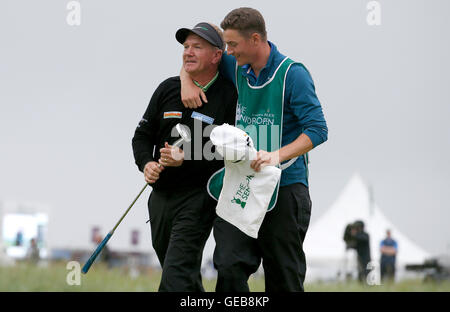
[{"xmin": 303, "ymin": 173, "xmax": 430, "ymax": 282}]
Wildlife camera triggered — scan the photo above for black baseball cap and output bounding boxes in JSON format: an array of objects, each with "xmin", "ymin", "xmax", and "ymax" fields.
[{"xmin": 176, "ymin": 22, "xmax": 224, "ymax": 50}]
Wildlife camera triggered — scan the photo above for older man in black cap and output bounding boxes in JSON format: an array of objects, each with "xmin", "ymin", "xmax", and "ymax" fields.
[{"xmin": 132, "ymin": 23, "xmax": 237, "ymax": 291}]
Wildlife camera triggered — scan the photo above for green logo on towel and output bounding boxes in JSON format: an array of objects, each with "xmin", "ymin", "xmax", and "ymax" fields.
[
  {"xmin": 231, "ymin": 175, "xmax": 254, "ymax": 209},
  {"xmin": 231, "ymin": 197, "xmax": 246, "ymax": 209}
]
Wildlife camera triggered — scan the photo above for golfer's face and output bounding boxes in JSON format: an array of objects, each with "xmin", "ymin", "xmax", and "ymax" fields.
[
  {"xmin": 223, "ymin": 29, "xmax": 253, "ymax": 66},
  {"xmin": 182, "ymin": 34, "xmax": 215, "ymax": 75}
]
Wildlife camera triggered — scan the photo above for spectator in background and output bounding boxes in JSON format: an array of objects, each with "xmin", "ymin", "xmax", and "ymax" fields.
[
  {"xmin": 380, "ymin": 229, "xmax": 398, "ymax": 282},
  {"xmin": 15, "ymin": 230, "xmax": 24, "ymax": 246},
  {"xmin": 27, "ymin": 238, "xmax": 40, "ymax": 263}
]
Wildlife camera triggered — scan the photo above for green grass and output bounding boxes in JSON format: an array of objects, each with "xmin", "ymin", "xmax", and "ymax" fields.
[
  {"xmin": 304, "ymin": 279, "xmax": 450, "ymax": 292},
  {"xmin": 1, "ymin": 261, "xmax": 449, "ymax": 292}
]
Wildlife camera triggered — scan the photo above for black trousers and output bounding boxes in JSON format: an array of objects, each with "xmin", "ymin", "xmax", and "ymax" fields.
[
  {"xmin": 213, "ymin": 183, "xmax": 312, "ymax": 292},
  {"xmin": 380, "ymin": 258, "xmax": 396, "ymax": 281},
  {"xmin": 148, "ymin": 187, "xmax": 216, "ymax": 292}
]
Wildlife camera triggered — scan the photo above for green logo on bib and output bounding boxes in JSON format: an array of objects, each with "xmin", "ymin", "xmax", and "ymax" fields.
[{"xmin": 230, "ymin": 175, "xmax": 254, "ymax": 209}]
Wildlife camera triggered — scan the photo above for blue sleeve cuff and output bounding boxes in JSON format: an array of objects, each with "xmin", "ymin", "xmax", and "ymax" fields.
[{"xmin": 304, "ymin": 127, "xmax": 327, "ymax": 148}]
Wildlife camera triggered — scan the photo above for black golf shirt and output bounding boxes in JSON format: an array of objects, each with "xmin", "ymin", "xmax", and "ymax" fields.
[{"xmin": 132, "ymin": 74, "xmax": 237, "ymax": 190}]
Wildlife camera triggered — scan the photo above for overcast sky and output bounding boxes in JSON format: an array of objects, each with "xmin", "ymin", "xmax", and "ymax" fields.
[{"xmin": 1, "ymin": 0, "xmax": 449, "ymax": 256}]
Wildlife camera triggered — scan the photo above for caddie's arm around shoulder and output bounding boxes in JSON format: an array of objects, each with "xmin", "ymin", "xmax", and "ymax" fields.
[{"xmin": 180, "ymin": 67, "xmax": 207, "ymax": 109}]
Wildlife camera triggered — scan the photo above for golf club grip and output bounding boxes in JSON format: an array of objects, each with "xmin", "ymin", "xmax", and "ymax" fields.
[{"xmin": 81, "ymin": 232, "xmax": 112, "ymax": 274}]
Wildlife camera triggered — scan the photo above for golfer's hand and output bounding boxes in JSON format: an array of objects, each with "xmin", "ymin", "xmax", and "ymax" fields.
[
  {"xmin": 180, "ymin": 69, "xmax": 207, "ymax": 109},
  {"xmin": 144, "ymin": 161, "xmax": 164, "ymax": 184},
  {"xmin": 250, "ymin": 150, "xmax": 280, "ymax": 172},
  {"xmin": 159, "ymin": 142, "xmax": 184, "ymax": 167}
]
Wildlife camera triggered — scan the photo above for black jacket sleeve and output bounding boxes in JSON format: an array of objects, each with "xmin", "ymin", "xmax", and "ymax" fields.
[
  {"xmin": 132, "ymin": 82, "xmax": 164, "ymax": 172},
  {"xmin": 225, "ymin": 91, "xmax": 238, "ymax": 125}
]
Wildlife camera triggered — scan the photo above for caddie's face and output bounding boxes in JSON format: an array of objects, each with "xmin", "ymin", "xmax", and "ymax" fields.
[
  {"xmin": 183, "ymin": 33, "xmax": 217, "ymax": 75},
  {"xmin": 223, "ymin": 29, "xmax": 255, "ymax": 66}
]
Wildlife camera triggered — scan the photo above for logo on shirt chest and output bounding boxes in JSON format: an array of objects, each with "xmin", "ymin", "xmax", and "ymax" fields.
[{"xmin": 163, "ymin": 111, "xmax": 182, "ymax": 119}]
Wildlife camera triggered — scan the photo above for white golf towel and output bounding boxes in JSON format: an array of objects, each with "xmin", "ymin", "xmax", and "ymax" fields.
[{"xmin": 210, "ymin": 124, "xmax": 281, "ymax": 238}]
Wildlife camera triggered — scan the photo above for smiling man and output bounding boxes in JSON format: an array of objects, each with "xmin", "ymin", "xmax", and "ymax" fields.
[
  {"xmin": 132, "ymin": 22, "xmax": 237, "ymax": 291},
  {"xmin": 181, "ymin": 8, "xmax": 328, "ymax": 292}
]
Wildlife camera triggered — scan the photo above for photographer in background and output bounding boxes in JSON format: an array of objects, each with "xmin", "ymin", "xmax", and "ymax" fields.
[
  {"xmin": 351, "ymin": 221, "xmax": 371, "ymax": 283},
  {"xmin": 344, "ymin": 220, "xmax": 371, "ymax": 283},
  {"xmin": 343, "ymin": 223, "xmax": 357, "ymax": 250}
]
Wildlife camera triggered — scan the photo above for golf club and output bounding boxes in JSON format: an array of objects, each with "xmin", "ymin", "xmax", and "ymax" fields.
[{"xmin": 81, "ymin": 123, "xmax": 191, "ymax": 274}]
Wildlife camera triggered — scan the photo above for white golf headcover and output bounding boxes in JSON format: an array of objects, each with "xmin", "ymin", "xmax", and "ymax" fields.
[
  {"xmin": 210, "ymin": 123, "xmax": 257, "ymax": 161},
  {"xmin": 210, "ymin": 124, "xmax": 281, "ymax": 238}
]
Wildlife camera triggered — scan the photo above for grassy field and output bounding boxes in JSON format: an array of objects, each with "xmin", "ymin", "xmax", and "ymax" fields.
[{"xmin": 1, "ymin": 261, "xmax": 450, "ymax": 292}]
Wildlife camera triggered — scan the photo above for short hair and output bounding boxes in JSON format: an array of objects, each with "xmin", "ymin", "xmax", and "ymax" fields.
[
  {"xmin": 220, "ymin": 7, "xmax": 267, "ymax": 41},
  {"xmin": 206, "ymin": 23, "xmax": 224, "ymax": 51}
]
